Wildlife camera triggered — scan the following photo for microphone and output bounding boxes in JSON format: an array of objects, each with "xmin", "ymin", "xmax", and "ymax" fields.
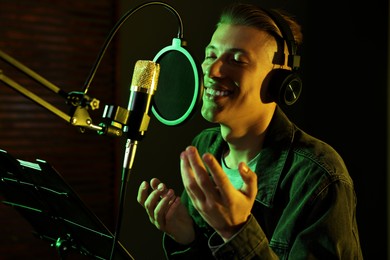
[
  {"xmin": 114, "ymin": 61, "xmax": 160, "ymax": 260},
  {"xmin": 123, "ymin": 60, "xmax": 160, "ymax": 141}
]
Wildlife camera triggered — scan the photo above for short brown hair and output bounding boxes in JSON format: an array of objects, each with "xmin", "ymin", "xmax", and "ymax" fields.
[{"xmin": 218, "ymin": 3, "xmax": 303, "ymax": 46}]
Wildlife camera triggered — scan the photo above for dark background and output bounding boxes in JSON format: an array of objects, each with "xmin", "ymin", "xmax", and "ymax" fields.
[{"xmin": 0, "ymin": 0, "xmax": 388, "ymax": 259}]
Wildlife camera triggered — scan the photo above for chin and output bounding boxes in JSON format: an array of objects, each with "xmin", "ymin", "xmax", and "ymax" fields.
[{"xmin": 201, "ymin": 107, "xmax": 218, "ymax": 123}]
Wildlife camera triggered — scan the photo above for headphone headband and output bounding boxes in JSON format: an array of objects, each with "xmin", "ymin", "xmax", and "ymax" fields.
[
  {"xmin": 260, "ymin": 7, "xmax": 303, "ymax": 106},
  {"xmin": 262, "ymin": 8, "xmax": 301, "ymax": 70}
]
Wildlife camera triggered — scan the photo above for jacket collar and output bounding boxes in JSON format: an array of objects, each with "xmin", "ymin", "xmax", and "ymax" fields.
[{"xmin": 255, "ymin": 106, "xmax": 295, "ymax": 207}]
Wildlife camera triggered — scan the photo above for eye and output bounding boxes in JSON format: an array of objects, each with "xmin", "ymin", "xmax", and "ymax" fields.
[
  {"xmin": 231, "ymin": 58, "xmax": 245, "ymax": 64},
  {"xmin": 204, "ymin": 50, "xmax": 217, "ymax": 61},
  {"xmin": 232, "ymin": 53, "xmax": 248, "ymax": 64}
]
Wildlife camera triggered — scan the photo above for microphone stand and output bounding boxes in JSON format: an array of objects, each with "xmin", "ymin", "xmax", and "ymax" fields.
[{"xmin": 109, "ymin": 138, "xmax": 138, "ymax": 260}]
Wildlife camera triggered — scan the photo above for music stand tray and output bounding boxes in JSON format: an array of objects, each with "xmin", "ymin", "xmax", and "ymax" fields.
[{"xmin": 0, "ymin": 149, "xmax": 134, "ymax": 260}]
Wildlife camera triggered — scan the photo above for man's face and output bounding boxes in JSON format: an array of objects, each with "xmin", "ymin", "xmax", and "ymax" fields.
[{"xmin": 201, "ymin": 23, "xmax": 277, "ymax": 128}]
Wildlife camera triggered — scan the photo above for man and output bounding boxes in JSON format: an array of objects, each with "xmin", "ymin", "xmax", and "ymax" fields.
[{"xmin": 137, "ymin": 3, "xmax": 363, "ymax": 259}]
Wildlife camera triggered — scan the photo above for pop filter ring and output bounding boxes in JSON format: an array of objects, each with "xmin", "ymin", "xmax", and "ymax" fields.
[{"xmin": 152, "ymin": 38, "xmax": 203, "ymax": 126}]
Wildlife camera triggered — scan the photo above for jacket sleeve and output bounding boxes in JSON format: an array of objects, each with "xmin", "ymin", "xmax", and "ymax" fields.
[
  {"xmin": 210, "ymin": 214, "xmax": 279, "ymax": 260},
  {"xmin": 285, "ymin": 180, "xmax": 363, "ymax": 259},
  {"xmin": 162, "ymin": 224, "xmax": 214, "ymax": 260},
  {"xmin": 162, "ymin": 214, "xmax": 279, "ymax": 260}
]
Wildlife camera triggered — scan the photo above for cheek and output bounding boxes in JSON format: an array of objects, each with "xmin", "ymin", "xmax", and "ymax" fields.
[
  {"xmin": 201, "ymin": 61, "xmax": 209, "ymax": 74},
  {"xmin": 240, "ymin": 74, "xmax": 263, "ymax": 95}
]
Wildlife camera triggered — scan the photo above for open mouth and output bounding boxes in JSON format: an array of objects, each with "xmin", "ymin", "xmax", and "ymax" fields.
[{"xmin": 204, "ymin": 87, "xmax": 231, "ymax": 99}]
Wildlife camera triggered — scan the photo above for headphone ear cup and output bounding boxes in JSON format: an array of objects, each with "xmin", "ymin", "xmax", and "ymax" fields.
[{"xmin": 265, "ymin": 68, "xmax": 302, "ymax": 106}]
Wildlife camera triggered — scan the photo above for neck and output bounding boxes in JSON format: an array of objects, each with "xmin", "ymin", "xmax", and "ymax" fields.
[
  {"xmin": 220, "ymin": 122, "xmax": 268, "ymax": 169},
  {"xmin": 219, "ymin": 104, "xmax": 276, "ymax": 169}
]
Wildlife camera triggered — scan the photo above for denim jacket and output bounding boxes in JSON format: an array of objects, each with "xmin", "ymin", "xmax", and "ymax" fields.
[{"xmin": 163, "ymin": 107, "xmax": 363, "ymax": 259}]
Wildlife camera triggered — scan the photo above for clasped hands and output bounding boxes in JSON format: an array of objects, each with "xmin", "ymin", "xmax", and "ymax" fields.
[{"xmin": 137, "ymin": 146, "xmax": 258, "ymax": 244}]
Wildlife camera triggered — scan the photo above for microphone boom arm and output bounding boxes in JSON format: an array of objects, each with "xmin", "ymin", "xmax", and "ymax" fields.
[
  {"xmin": 0, "ymin": 49, "xmax": 108, "ymax": 134},
  {"xmin": 0, "ymin": 69, "xmax": 71, "ymax": 122}
]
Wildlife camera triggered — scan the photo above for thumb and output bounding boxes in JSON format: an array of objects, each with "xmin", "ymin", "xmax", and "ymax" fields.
[{"xmin": 238, "ymin": 162, "xmax": 258, "ymax": 199}]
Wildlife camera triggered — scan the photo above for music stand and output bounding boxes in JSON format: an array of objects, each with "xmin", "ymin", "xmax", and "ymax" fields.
[{"xmin": 0, "ymin": 149, "xmax": 134, "ymax": 260}]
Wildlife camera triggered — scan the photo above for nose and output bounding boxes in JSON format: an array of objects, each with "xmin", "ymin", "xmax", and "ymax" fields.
[{"xmin": 202, "ymin": 58, "xmax": 224, "ymax": 79}]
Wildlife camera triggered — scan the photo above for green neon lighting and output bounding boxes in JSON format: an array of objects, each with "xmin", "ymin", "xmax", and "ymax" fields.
[{"xmin": 152, "ymin": 38, "xmax": 200, "ymax": 126}]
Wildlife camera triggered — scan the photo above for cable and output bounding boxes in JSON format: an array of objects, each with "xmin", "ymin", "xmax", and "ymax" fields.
[{"xmin": 82, "ymin": 1, "xmax": 183, "ymax": 95}]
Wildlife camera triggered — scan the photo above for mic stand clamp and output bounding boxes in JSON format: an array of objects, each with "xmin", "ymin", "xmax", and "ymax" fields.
[
  {"xmin": 66, "ymin": 91, "xmax": 100, "ymax": 110},
  {"xmin": 70, "ymin": 106, "xmax": 101, "ymax": 133}
]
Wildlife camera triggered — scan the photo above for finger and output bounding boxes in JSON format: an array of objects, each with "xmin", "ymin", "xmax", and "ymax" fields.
[
  {"xmin": 180, "ymin": 148, "xmax": 206, "ymax": 202},
  {"xmin": 150, "ymin": 179, "xmax": 171, "ymax": 200},
  {"xmin": 143, "ymin": 185, "xmax": 167, "ymax": 221},
  {"xmin": 238, "ymin": 162, "xmax": 258, "ymax": 199},
  {"xmin": 150, "ymin": 178, "xmax": 162, "ymax": 190},
  {"xmin": 157, "ymin": 182, "xmax": 171, "ymax": 199},
  {"xmin": 154, "ymin": 188, "xmax": 176, "ymax": 227},
  {"xmin": 137, "ymin": 181, "xmax": 150, "ymax": 205},
  {"xmin": 185, "ymin": 146, "xmax": 208, "ymax": 175},
  {"xmin": 186, "ymin": 147, "xmax": 216, "ymax": 193},
  {"xmin": 202, "ymin": 153, "xmax": 234, "ymax": 198}
]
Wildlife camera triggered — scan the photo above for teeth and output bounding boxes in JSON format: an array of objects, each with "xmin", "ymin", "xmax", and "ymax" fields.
[{"xmin": 205, "ymin": 88, "xmax": 230, "ymax": 97}]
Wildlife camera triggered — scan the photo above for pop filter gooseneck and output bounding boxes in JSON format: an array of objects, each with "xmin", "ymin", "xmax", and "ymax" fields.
[{"xmin": 82, "ymin": 1, "xmax": 184, "ymax": 95}]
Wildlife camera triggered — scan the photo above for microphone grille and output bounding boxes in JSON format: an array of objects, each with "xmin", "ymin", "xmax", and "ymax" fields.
[{"xmin": 131, "ymin": 60, "xmax": 160, "ymax": 92}]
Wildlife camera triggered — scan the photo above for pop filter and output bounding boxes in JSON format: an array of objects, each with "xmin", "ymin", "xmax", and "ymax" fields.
[{"xmin": 152, "ymin": 38, "xmax": 203, "ymax": 126}]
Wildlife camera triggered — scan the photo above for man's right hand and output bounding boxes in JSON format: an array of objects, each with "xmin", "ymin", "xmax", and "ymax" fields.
[{"xmin": 137, "ymin": 178, "xmax": 196, "ymax": 245}]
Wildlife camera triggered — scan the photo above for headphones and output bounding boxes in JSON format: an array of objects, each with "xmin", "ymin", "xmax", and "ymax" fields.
[{"xmin": 262, "ymin": 8, "xmax": 302, "ymax": 106}]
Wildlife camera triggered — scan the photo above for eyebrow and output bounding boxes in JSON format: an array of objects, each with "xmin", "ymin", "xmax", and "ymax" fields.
[{"xmin": 205, "ymin": 45, "xmax": 250, "ymax": 56}]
